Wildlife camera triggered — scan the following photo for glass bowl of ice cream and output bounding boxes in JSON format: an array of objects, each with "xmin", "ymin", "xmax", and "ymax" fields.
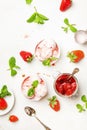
[
  {"xmin": 21, "ymin": 73, "xmax": 48, "ymax": 101},
  {"xmin": 35, "ymin": 39, "xmax": 60, "ymax": 66}
]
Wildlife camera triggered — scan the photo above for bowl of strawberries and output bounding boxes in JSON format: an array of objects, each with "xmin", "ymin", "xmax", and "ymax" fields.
[{"xmin": 53, "ymin": 70, "xmax": 79, "ymax": 98}]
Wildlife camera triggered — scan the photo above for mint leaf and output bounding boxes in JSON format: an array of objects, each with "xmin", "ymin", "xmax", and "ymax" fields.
[
  {"xmin": 27, "ymin": 80, "xmax": 39, "ymax": 97},
  {"xmin": 27, "ymin": 13, "xmax": 36, "ymax": 23},
  {"xmin": 81, "ymin": 95, "xmax": 87, "ymax": 102},
  {"xmin": 32, "ymin": 80, "xmax": 39, "ymax": 88},
  {"xmin": 38, "ymin": 13, "xmax": 49, "ymax": 20},
  {"xmin": 42, "ymin": 57, "xmax": 58, "ymax": 66},
  {"xmin": 69, "ymin": 25, "xmax": 77, "ymax": 32},
  {"xmin": 9, "ymin": 57, "xmax": 16, "ymax": 69},
  {"xmin": 27, "ymin": 7, "xmax": 49, "ymax": 24},
  {"xmin": 64, "ymin": 18, "xmax": 69, "ymax": 25},
  {"xmin": 61, "ymin": 27, "xmax": 68, "ymax": 33},
  {"xmin": 0, "ymin": 85, "xmax": 11, "ymax": 98},
  {"xmin": 76, "ymin": 104, "xmax": 85, "ymax": 112},
  {"xmin": 42, "ymin": 58, "xmax": 51, "ymax": 66},
  {"xmin": 11, "ymin": 69, "xmax": 17, "ymax": 76},
  {"xmin": 26, "ymin": 0, "xmax": 33, "ymax": 4},
  {"xmin": 62, "ymin": 18, "xmax": 78, "ymax": 33},
  {"xmin": 27, "ymin": 88, "xmax": 35, "ymax": 97},
  {"xmin": 8, "ymin": 57, "xmax": 20, "ymax": 76}
]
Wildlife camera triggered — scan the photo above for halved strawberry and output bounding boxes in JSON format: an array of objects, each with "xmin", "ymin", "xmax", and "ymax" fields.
[
  {"xmin": 60, "ymin": 0, "xmax": 72, "ymax": 12},
  {"xmin": 0, "ymin": 98, "xmax": 8, "ymax": 110},
  {"xmin": 67, "ymin": 50, "xmax": 85, "ymax": 63}
]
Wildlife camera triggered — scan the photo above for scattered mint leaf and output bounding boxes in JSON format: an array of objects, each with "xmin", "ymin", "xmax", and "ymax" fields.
[
  {"xmin": 27, "ymin": 7, "xmax": 49, "ymax": 24},
  {"xmin": 8, "ymin": 57, "xmax": 20, "ymax": 76},
  {"xmin": 27, "ymin": 13, "xmax": 36, "ymax": 23},
  {"xmin": 37, "ymin": 13, "xmax": 49, "ymax": 20},
  {"xmin": 26, "ymin": 0, "xmax": 33, "ymax": 4},
  {"xmin": 62, "ymin": 18, "xmax": 77, "ymax": 33},
  {"xmin": 76, "ymin": 104, "xmax": 85, "ymax": 112},
  {"xmin": 64, "ymin": 18, "xmax": 69, "ymax": 25},
  {"xmin": 11, "ymin": 69, "xmax": 17, "ymax": 76},
  {"xmin": 81, "ymin": 95, "xmax": 87, "ymax": 102},
  {"xmin": 0, "ymin": 85, "xmax": 11, "ymax": 98},
  {"xmin": 9, "ymin": 57, "xmax": 16, "ymax": 69},
  {"xmin": 69, "ymin": 25, "xmax": 77, "ymax": 32},
  {"xmin": 76, "ymin": 95, "xmax": 87, "ymax": 112}
]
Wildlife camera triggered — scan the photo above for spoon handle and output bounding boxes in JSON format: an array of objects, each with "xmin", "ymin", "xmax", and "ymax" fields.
[{"xmin": 34, "ymin": 115, "xmax": 51, "ymax": 130}]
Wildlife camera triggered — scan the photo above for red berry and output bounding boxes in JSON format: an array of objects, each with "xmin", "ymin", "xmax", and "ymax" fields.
[
  {"xmin": 60, "ymin": 0, "xmax": 72, "ymax": 12},
  {"xmin": 9, "ymin": 115, "xmax": 19, "ymax": 122}
]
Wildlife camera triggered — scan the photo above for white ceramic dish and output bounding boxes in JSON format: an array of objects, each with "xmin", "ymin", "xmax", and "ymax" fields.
[{"xmin": 0, "ymin": 91, "xmax": 15, "ymax": 116}]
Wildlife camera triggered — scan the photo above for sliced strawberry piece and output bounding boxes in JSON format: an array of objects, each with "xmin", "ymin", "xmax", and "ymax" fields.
[
  {"xmin": 60, "ymin": 0, "xmax": 72, "ymax": 12},
  {"xmin": 56, "ymin": 84, "xmax": 65, "ymax": 95},
  {"xmin": 65, "ymin": 88, "xmax": 73, "ymax": 96},
  {"xmin": 63, "ymin": 82, "xmax": 72, "ymax": 91},
  {"xmin": 0, "ymin": 98, "xmax": 8, "ymax": 110}
]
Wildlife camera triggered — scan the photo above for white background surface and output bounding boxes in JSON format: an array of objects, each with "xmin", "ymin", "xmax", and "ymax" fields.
[{"xmin": 0, "ymin": 0, "xmax": 87, "ymax": 130}]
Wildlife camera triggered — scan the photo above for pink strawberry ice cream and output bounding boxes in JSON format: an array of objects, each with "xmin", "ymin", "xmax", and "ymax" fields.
[
  {"xmin": 21, "ymin": 73, "xmax": 48, "ymax": 101},
  {"xmin": 35, "ymin": 39, "xmax": 60, "ymax": 66}
]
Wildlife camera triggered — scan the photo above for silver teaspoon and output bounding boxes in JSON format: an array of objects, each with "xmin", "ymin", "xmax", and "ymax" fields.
[
  {"xmin": 24, "ymin": 106, "xmax": 51, "ymax": 130},
  {"xmin": 67, "ymin": 68, "xmax": 79, "ymax": 81}
]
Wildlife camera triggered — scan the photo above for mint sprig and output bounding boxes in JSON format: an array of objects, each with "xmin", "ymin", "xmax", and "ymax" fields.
[
  {"xmin": 42, "ymin": 57, "xmax": 58, "ymax": 66},
  {"xmin": 62, "ymin": 18, "xmax": 77, "ymax": 33},
  {"xmin": 76, "ymin": 95, "xmax": 87, "ymax": 112},
  {"xmin": 0, "ymin": 85, "xmax": 11, "ymax": 98},
  {"xmin": 27, "ymin": 7, "xmax": 49, "ymax": 24},
  {"xmin": 27, "ymin": 80, "xmax": 39, "ymax": 97},
  {"xmin": 26, "ymin": 0, "xmax": 33, "ymax": 4},
  {"xmin": 8, "ymin": 57, "xmax": 20, "ymax": 76}
]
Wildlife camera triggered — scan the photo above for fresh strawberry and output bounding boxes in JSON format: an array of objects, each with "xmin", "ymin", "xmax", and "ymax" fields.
[
  {"xmin": 9, "ymin": 115, "xmax": 19, "ymax": 122},
  {"xmin": 48, "ymin": 96, "xmax": 60, "ymax": 112},
  {"xmin": 60, "ymin": 0, "xmax": 72, "ymax": 12},
  {"xmin": 0, "ymin": 98, "xmax": 8, "ymax": 110},
  {"xmin": 20, "ymin": 51, "xmax": 33, "ymax": 63},
  {"xmin": 67, "ymin": 50, "xmax": 85, "ymax": 63}
]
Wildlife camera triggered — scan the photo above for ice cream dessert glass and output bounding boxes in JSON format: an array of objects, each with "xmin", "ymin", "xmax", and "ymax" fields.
[
  {"xmin": 21, "ymin": 73, "xmax": 48, "ymax": 101},
  {"xmin": 35, "ymin": 39, "xmax": 60, "ymax": 66}
]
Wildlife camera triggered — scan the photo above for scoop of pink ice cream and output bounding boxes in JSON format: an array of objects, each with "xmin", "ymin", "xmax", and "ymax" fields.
[
  {"xmin": 21, "ymin": 73, "xmax": 48, "ymax": 101},
  {"xmin": 35, "ymin": 39, "xmax": 60, "ymax": 65}
]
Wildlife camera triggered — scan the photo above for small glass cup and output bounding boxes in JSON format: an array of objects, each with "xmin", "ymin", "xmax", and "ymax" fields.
[{"xmin": 53, "ymin": 73, "xmax": 79, "ymax": 98}]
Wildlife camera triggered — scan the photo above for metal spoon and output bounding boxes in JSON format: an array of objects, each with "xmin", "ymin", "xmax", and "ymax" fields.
[
  {"xmin": 24, "ymin": 106, "xmax": 51, "ymax": 130},
  {"xmin": 67, "ymin": 68, "xmax": 79, "ymax": 81}
]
